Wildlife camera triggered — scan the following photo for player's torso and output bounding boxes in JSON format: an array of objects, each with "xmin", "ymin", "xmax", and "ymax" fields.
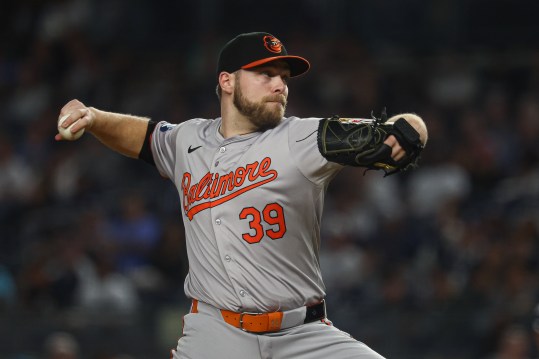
[{"xmin": 172, "ymin": 117, "xmax": 330, "ymax": 312}]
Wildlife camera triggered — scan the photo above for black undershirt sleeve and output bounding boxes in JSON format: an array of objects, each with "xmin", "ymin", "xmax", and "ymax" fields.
[{"xmin": 138, "ymin": 120, "xmax": 158, "ymax": 166}]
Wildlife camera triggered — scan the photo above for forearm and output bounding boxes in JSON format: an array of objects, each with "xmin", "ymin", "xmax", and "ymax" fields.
[{"xmin": 88, "ymin": 108, "xmax": 150, "ymax": 158}]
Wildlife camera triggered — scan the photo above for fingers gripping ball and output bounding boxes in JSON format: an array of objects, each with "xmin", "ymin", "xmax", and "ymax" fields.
[{"xmin": 58, "ymin": 114, "xmax": 85, "ymax": 141}]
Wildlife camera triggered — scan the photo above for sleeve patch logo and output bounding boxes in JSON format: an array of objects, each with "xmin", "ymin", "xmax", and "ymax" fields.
[{"xmin": 160, "ymin": 123, "xmax": 176, "ymax": 132}]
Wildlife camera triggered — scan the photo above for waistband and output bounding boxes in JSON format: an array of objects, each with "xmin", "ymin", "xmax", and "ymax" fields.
[{"xmin": 191, "ymin": 299, "xmax": 326, "ymax": 333}]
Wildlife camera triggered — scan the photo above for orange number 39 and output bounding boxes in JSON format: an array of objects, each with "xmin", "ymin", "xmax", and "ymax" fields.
[{"xmin": 239, "ymin": 203, "xmax": 287, "ymax": 244}]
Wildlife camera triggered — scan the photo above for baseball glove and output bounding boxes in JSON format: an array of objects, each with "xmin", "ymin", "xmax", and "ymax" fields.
[{"xmin": 317, "ymin": 108, "xmax": 424, "ymax": 176}]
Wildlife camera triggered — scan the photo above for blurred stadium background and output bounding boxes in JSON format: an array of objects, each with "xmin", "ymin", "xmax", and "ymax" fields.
[{"xmin": 1, "ymin": 0, "xmax": 539, "ymax": 358}]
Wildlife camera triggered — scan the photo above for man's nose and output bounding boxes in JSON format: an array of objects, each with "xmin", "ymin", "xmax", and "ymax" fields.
[{"xmin": 272, "ymin": 77, "xmax": 286, "ymax": 93}]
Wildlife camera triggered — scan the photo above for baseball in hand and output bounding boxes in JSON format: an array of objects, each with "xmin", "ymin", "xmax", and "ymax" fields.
[{"xmin": 58, "ymin": 114, "xmax": 85, "ymax": 141}]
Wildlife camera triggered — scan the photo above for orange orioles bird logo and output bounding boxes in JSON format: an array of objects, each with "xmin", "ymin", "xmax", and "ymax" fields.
[{"xmin": 263, "ymin": 36, "xmax": 282, "ymax": 53}]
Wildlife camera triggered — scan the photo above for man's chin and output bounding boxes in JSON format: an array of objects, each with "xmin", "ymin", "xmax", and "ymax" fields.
[
  {"xmin": 265, "ymin": 103, "xmax": 285, "ymax": 118},
  {"xmin": 252, "ymin": 114, "xmax": 283, "ymax": 131},
  {"xmin": 267, "ymin": 101, "xmax": 285, "ymax": 110}
]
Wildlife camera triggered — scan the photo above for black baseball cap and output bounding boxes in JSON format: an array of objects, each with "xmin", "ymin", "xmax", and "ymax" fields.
[{"xmin": 217, "ymin": 32, "xmax": 310, "ymax": 78}]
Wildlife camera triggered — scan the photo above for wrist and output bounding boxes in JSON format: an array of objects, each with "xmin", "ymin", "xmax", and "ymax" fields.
[{"xmin": 87, "ymin": 107, "xmax": 99, "ymax": 131}]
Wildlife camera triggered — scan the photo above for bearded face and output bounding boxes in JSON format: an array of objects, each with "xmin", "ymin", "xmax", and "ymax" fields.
[{"xmin": 233, "ymin": 73, "xmax": 287, "ymax": 131}]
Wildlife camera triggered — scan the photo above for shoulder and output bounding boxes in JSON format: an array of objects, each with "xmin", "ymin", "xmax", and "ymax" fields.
[
  {"xmin": 284, "ymin": 116, "xmax": 324, "ymax": 123},
  {"xmin": 278, "ymin": 116, "xmax": 323, "ymax": 131},
  {"xmin": 284, "ymin": 116, "xmax": 324, "ymax": 136},
  {"xmin": 155, "ymin": 117, "xmax": 219, "ymax": 134},
  {"xmin": 181, "ymin": 117, "xmax": 219, "ymax": 128}
]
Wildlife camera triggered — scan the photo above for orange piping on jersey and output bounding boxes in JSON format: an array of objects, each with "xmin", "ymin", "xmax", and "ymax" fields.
[{"xmin": 181, "ymin": 157, "xmax": 278, "ymax": 220}]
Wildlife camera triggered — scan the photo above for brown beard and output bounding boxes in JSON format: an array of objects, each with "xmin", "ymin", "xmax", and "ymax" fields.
[{"xmin": 233, "ymin": 77, "xmax": 287, "ymax": 131}]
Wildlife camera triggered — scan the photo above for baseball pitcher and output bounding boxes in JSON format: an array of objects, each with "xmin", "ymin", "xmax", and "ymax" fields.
[{"xmin": 56, "ymin": 32, "xmax": 428, "ymax": 358}]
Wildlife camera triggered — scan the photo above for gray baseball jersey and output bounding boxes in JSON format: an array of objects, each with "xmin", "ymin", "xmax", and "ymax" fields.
[{"xmin": 150, "ymin": 116, "xmax": 342, "ymax": 312}]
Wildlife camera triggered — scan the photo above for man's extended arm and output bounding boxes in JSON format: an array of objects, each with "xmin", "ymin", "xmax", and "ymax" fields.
[
  {"xmin": 55, "ymin": 99, "xmax": 150, "ymax": 158},
  {"xmin": 318, "ymin": 111, "xmax": 428, "ymax": 175}
]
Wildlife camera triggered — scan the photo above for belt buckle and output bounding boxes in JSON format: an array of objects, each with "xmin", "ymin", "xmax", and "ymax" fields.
[{"xmin": 239, "ymin": 311, "xmax": 261, "ymax": 332}]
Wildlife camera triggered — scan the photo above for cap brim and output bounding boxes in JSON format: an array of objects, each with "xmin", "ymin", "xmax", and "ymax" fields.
[{"xmin": 241, "ymin": 56, "xmax": 310, "ymax": 77}]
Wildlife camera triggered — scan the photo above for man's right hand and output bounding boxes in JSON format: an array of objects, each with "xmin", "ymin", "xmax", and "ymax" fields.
[{"xmin": 55, "ymin": 99, "xmax": 95, "ymax": 141}]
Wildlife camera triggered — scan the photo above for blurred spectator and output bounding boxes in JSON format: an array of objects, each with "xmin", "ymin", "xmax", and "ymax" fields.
[
  {"xmin": 150, "ymin": 220, "xmax": 188, "ymax": 287},
  {"xmin": 17, "ymin": 233, "xmax": 82, "ymax": 311},
  {"xmin": 6, "ymin": 60, "xmax": 52, "ymax": 125},
  {"xmin": 105, "ymin": 193, "xmax": 162, "ymax": 274},
  {"xmin": 406, "ymin": 162, "xmax": 471, "ymax": 218},
  {"xmin": 320, "ymin": 233, "xmax": 364, "ymax": 293},
  {"xmin": 486, "ymin": 325, "xmax": 532, "ymax": 359},
  {"xmin": 533, "ymin": 304, "xmax": 539, "ymax": 358},
  {"xmin": 0, "ymin": 134, "xmax": 38, "ymax": 204},
  {"xmin": 0, "ymin": 264, "xmax": 16, "ymax": 308},
  {"xmin": 74, "ymin": 247, "xmax": 139, "ymax": 316},
  {"xmin": 43, "ymin": 331, "xmax": 80, "ymax": 359}
]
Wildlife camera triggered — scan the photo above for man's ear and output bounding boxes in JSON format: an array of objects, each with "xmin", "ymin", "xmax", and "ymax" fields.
[{"xmin": 218, "ymin": 72, "xmax": 235, "ymax": 95}]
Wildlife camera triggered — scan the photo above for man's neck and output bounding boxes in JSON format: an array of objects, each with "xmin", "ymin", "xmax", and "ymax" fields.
[{"xmin": 219, "ymin": 107, "xmax": 259, "ymax": 139}]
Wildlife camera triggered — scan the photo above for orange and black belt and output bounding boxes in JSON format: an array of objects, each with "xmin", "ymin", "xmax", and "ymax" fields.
[{"xmin": 191, "ymin": 299, "xmax": 326, "ymax": 333}]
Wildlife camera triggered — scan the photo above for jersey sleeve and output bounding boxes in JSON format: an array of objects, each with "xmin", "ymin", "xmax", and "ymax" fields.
[
  {"xmin": 288, "ymin": 117, "xmax": 343, "ymax": 186},
  {"xmin": 150, "ymin": 121, "xmax": 182, "ymax": 179}
]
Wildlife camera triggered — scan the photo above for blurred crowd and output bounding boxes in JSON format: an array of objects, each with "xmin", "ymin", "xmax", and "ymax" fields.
[{"xmin": 1, "ymin": 0, "xmax": 539, "ymax": 358}]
